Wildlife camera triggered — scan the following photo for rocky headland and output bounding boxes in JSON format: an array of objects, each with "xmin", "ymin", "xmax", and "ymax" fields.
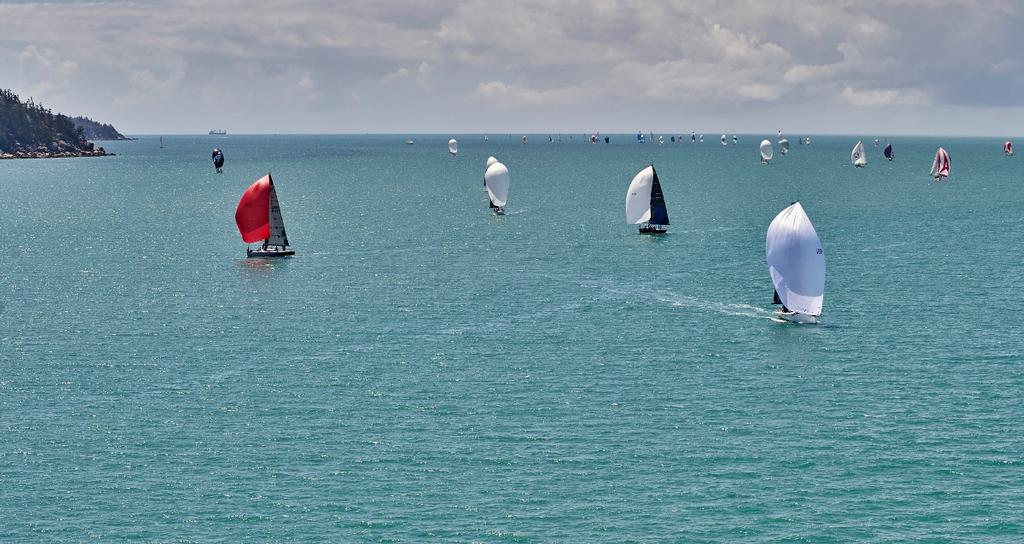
[{"xmin": 0, "ymin": 88, "xmax": 113, "ymax": 159}]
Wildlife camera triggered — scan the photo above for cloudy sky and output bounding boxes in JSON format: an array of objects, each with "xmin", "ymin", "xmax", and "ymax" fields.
[{"xmin": 1, "ymin": 0, "xmax": 1021, "ymax": 135}]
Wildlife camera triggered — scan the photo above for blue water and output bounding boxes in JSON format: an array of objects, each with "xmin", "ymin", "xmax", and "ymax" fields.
[{"xmin": 2, "ymin": 134, "xmax": 1023, "ymax": 541}]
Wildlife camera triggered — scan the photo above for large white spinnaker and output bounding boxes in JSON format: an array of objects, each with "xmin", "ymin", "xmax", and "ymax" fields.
[
  {"xmin": 448, "ymin": 138, "xmax": 458, "ymax": 156},
  {"xmin": 625, "ymin": 166, "xmax": 655, "ymax": 224},
  {"xmin": 852, "ymin": 140, "xmax": 867, "ymax": 167},
  {"xmin": 484, "ymin": 161, "xmax": 510, "ymax": 208},
  {"xmin": 766, "ymin": 202, "xmax": 825, "ymax": 317},
  {"xmin": 760, "ymin": 139, "xmax": 774, "ymax": 162}
]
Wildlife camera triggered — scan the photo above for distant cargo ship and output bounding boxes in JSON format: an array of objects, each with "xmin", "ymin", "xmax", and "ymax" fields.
[{"xmin": 209, "ymin": 129, "xmax": 227, "ymax": 135}]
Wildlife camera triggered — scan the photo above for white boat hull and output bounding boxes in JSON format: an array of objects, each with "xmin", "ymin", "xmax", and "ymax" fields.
[{"xmin": 773, "ymin": 310, "xmax": 819, "ymax": 324}]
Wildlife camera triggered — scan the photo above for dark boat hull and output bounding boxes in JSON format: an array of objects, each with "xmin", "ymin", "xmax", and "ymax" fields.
[
  {"xmin": 639, "ymin": 225, "xmax": 667, "ymax": 235},
  {"xmin": 247, "ymin": 248, "xmax": 295, "ymax": 258}
]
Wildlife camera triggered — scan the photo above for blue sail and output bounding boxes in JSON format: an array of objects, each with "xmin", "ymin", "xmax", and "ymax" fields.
[{"xmin": 648, "ymin": 167, "xmax": 669, "ymax": 225}]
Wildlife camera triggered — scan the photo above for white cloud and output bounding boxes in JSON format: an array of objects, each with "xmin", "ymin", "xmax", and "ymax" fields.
[
  {"xmin": 0, "ymin": 0, "xmax": 1018, "ymax": 132},
  {"xmin": 840, "ymin": 86, "xmax": 929, "ymax": 107}
]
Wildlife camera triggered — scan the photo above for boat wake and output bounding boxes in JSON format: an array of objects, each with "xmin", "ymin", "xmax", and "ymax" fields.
[
  {"xmin": 597, "ymin": 284, "xmax": 774, "ymax": 320},
  {"xmin": 653, "ymin": 292, "xmax": 776, "ymax": 320}
]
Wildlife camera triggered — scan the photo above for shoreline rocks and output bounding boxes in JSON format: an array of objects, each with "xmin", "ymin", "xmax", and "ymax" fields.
[{"xmin": 0, "ymin": 147, "xmax": 111, "ymax": 159}]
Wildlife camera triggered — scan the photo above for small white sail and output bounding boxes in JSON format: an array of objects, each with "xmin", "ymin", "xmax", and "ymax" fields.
[
  {"xmin": 779, "ymin": 138, "xmax": 790, "ymax": 155},
  {"xmin": 448, "ymin": 138, "xmax": 458, "ymax": 155},
  {"xmin": 766, "ymin": 202, "xmax": 825, "ymax": 317},
  {"xmin": 625, "ymin": 166, "xmax": 654, "ymax": 224},
  {"xmin": 760, "ymin": 139, "xmax": 773, "ymax": 162},
  {"xmin": 484, "ymin": 162, "xmax": 510, "ymax": 207},
  {"xmin": 721, "ymin": 134, "xmax": 727, "ymax": 146},
  {"xmin": 851, "ymin": 140, "xmax": 867, "ymax": 167}
]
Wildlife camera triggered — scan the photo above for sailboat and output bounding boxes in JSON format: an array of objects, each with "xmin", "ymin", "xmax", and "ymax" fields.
[
  {"xmin": 721, "ymin": 134, "xmax": 727, "ymax": 146},
  {"xmin": 884, "ymin": 143, "xmax": 894, "ymax": 161},
  {"xmin": 522, "ymin": 135, "xmax": 528, "ymax": 144},
  {"xmin": 484, "ymin": 134, "xmax": 489, "ymax": 142},
  {"xmin": 851, "ymin": 140, "xmax": 867, "ymax": 167},
  {"xmin": 448, "ymin": 138, "xmax": 458, "ymax": 156},
  {"xmin": 760, "ymin": 139, "xmax": 773, "ymax": 164},
  {"xmin": 732, "ymin": 135, "xmax": 738, "ymax": 145},
  {"xmin": 484, "ymin": 159, "xmax": 510, "ymax": 215},
  {"xmin": 235, "ymin": 173, "xmax": 294, "ymax": 257},
  {"xmin": 691, "ymin": 131, "xmax": 696, "ymax": 142},
  {"xmin": 159, "ymin": 136, "xmax": 165, "ymax": 149},
  {"xmin": 779, "ymin": 138, "xmax": 790, "ymax": 155},
  {"xmin": 658, "ymin": 135, "xmax": 665, "ymax": 145},
  {"xmin": 625, "ymin": 165, "xmax": 669, "ymax": 235},
  {"xmin": 699, "ymin": 134, "xmax": 704, "ymax": 143},
  {"xmin": 930, "ymin": 148, "xmax": 951, "ymax": 181},
  {"xmin": 212, "ymin": 148, "xmax": 225, "ymax": 173},
  {"xmin": 766, "ymin": 202, "xmax": 825, "ymax": 323},
  {"xmin": 1005, "ymin": 140, "xmax": 1014, "ymax": 156}
]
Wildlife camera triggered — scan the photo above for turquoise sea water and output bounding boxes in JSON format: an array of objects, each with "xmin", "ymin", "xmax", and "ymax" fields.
[{"xmin": 2, "ymin": 134, "xmax": 1023, "ymax": 541}]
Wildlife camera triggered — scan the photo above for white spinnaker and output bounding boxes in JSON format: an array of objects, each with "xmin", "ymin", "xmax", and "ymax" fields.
[
  {"xmin": 766, "ymin": 202, "xmax": 825, "ymax": 316},
  {"xmin": 779, "ymin": 139, "xmax": 790, "ymax": 155},
  {"xmin": 486, "ymin": 156, "xmax": 498, "ymax": 168},
  {"xmin": 448, "ymin": 138, "xmax": 458, "ymax": 155},
  {"xmin": 484, "ymin": 162, "xmax": 510, "ymax": 207},
  {"xmin": 852, "ymin": 141, "xmax": 867, "ymax": 166},
  {"xmin": 760, "ymin": 139, "xmax": 774, "ymax": 161},
  {"xmin": 721, "ymin": 134, "xmax": 727, "ymax": 145},
  {"xmin": 625, "ymin": 166, "xmax": 654, "ymax": 224},
  {"xmin": 931, "ymin": 148, "xmax": 950, "ymax": 178}
]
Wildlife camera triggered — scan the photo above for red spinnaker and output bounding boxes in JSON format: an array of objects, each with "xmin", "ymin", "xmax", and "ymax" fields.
[{"xmin": 235, "ymin": 174, "xmax": 271, "ymax": 243}]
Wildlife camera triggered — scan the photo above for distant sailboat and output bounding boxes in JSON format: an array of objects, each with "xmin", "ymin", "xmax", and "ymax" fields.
[
  {"xmin": 448, "ymin": 138, "xmax": 458, "ymax": 156},
  {"xmin": 873, "ymin": 139, "xmax": 880, "ymax": 146},
  {"xmin": 1004, "ymin": 140, "xmax": 1014, "ymax": 156},
  {"xmin": 779, "ymin": 138, "xmax": 790, "ymax": 156},
  {"xmin": 721, "ymin": 134, "xmax": 727, "ymax": 146},
  {"xmin": 212, "ymin": 148, "xmax": 225, "ymax": 173},
  {"xmin": 766, "ymin": 202, "xmax": 825, "ymax": 323},
  {"xmin": 625, "ymin": 165, "xmax": 669, "ymax": 235},
  {"xmin": 699, "ymin": 134, "xmax": 704, "ymax": 143},
  {"xmin": 691, "ymin": 131, "xmax": 696, "ymax": 142},
  {"xmin": 484, "ymin": 160, "xmax": 510, "ymax": 215},
  {"xmin": 484, "ymin": 134, "xmax": 489, "ymax": 142},
  {"xmin": 405, "ymin": 139, "xmax": 415, "ymax": 145},
  {"xmin": 522, "ymin": 135, "xmax": 528, "ymax": 144},
  {"xmin": 760, "ymin": 139, "xmax": 773, "ymax": 164},
  {"xmin": 884, "ymin": 143, "xmax": 894, "ymax": 161},
  {"xmin": 851, "ymin": 140, "xmax": 867, "ymax": 167},
  {"xmin": 930, "ymin": 148, "xmax": 951, "ymax": 180},
  {"xmin": 732, "ymin": 135, "xmax": 738, "ymax": 145},
  {"xmin": 236, "ymin": 173, "xmax": 294, "ymax": 257}
]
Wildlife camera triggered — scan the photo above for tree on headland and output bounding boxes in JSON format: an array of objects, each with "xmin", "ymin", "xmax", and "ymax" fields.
[{"xmin": 0, "ymin": 88, "xmax": 96, "ymax": 154}]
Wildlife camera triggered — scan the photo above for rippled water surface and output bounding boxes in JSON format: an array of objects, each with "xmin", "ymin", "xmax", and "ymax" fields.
[{"xmin": 2, "ymin": 134, "xmax": 1022, "ymax": 541}]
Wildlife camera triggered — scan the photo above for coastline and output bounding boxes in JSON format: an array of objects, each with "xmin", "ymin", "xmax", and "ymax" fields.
[{"xmin": 0, "ymin": 147, "xmax": 111, "ymax": 159}]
